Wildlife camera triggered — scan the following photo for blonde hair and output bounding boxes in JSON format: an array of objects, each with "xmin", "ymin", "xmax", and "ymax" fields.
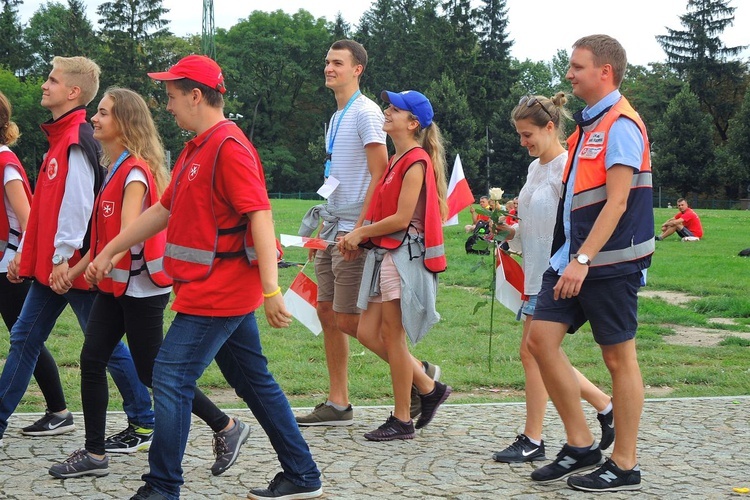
[
  {"xmin": 51, "ymin": 56, "xmax": 101, "ymax": 106},
  {"xmin": 572, "ymin": 34, "xmax": 628, "ymax": 86},
  {"xmin": 413, "ymin": 119, "xmax": 448, "ymax": 221},
  {"xmin": 0, "ymin": 91, "xmax": 21, "ymax": 146},
  {"xmin": 511, "ymin": 92, "xmax": 572, "ymax": 141},
  {"xmin": 102, "ymin": 87, "xmax": 170, "ymax": 195}
]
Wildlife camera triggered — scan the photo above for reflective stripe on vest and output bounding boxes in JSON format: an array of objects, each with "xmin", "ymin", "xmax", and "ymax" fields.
[
  {"xmin": 164, "ymin": 243, "xmax": 215, "ymax": 266},
  {"xmin": 109, "ymin": 257, "xmax": 166, "ymax": 286},
  {"xmin": 593, "ymin": 238, "xmax": 655, "ymax": 267},
  {"xmin": 572, "ymin": 171, "xmax": 653, "ymax": 210}
]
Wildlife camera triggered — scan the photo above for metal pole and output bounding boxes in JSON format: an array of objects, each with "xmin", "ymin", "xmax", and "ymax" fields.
[{"xmin": 486, "ymin": 126, "xmax": 490, "ymax": 194}]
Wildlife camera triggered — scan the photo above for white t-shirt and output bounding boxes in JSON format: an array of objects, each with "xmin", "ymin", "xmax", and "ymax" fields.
[
  {"xmin": 326, "ymin": 94, "xmax": 386, "ymax": 232},
  {"xmin": 1, "ymin": 165, "xmax": 24, "ymax": 272},
  {"xmin": 121, "ymin": 167, "xmax": 172, "ymax": 298},
  {"xmin": 515, "ymin": 152, "xmax": 566, "ymax": 296}
]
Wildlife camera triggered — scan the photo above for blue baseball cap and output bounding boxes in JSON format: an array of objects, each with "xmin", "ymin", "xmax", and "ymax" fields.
[{"xmin": 381, "ymin": 90, "xmax": 434, "ymax": 128}]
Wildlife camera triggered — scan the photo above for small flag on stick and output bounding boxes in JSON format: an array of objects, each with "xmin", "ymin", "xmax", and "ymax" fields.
[
  {"xmin": 495, "ymin": 248, "xmax": 525, "ymax": 314},
  {"xmin": 280, "ymin": 234, "xmax": 333, "ymax": 251},
  {"xmin": 444, "ymin": 154, "xmax": 475, "ymax": 226},
  {"xmin": 284, "ymin": 271, "xmax": 322, "ymax": 335}
]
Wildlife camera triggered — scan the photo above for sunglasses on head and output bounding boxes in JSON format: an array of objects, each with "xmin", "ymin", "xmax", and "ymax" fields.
[{"xmin": 519, "ymin": 95, "xmax": 554, "ymax": 121}]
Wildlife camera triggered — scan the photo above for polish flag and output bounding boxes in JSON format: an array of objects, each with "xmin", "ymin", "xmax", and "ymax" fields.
[
  {"xmin": 495, "ymin": 248, "xmax": 525, "ymax": 314},
  {"xmin": 444, "ymin": 154, "xmax": 475, "ymax": 226},
  {"xmin": 280, "ymin": 234, "xmax": 333, "ymax": 251},
  {"xmin": 283, "ymin": 271, "xmax": 322, "ymax": 335}
]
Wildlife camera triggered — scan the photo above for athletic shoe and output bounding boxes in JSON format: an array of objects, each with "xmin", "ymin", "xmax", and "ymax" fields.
[
  {"xmin": 410, "ymin": 361, "xmax": 442, "ymax": 419},
  {"xmin": 597, "ymin": 408, "xmax": 615, "ymax": 450},
  {"xmin": 655, "ymin": 235, "xmax": 662, "ymax": 241},
  {"xmin": 492, "ymin": 434, "xmax": 546, "ymax": 463},
  {"xmin": 247, "ymin": 471, "xmax": 323, "ymax": 499},
  {"xmin": 129, "ymin": 484, "xmax": 168, "ymax": 499},
  {"xmin": 48, "ymin": 449, "xmax": 109, "ymax": 478},
  {"xmin": 682, "ymin": 236, "xmax": 700, "ymax": 242},
  {"xmin": 364, "ymin": 414, "xmax": 415, "ymax": 441},
  {"xmin": 20, "ymin": 410, "xmax": 75, "ymax": 436},
  {"xmin": 415, "ymin": 381, "xmax": 452, "ymax": 429},
  {"xmin": 296, "ymin": 402, "xmax": 353, "ymax": 426},
  {"xmin": 211, "ymin": 417, "xmax": 250, "ymax": 476},
  {"xmin": 567, "ymin": 458, "xmax": 642, "ymax": 492},
  {"xmin": 530, "ymin": 443, "xmax": 602, "ymax": 484},
  {"xmin": 104, "ymin": 423, "xmax": 153, "ymax": 453}
]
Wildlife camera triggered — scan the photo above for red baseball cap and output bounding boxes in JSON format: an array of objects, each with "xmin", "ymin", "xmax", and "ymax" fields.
[{"xmin": 148, "ymin": 54, "xmax": 226, "ymax": 94}]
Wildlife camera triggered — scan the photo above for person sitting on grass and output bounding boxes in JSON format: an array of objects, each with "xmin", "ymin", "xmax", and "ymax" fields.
[{"xmin": 656, "ymin": 198, "xmax": 703, "ymax": 242}]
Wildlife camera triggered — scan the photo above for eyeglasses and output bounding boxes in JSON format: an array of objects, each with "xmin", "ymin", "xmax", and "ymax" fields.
[{"xmin": 519, "ymin": 95, "xmax": 554, "ymax": 122}]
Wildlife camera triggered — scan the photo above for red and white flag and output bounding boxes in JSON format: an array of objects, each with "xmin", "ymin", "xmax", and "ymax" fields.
[
  {"xmin": 283, "ymin": 271, "xmax": 322, "ymax": 335},
  {"xmin": 495, "ymin": 248, "xmax": 525, "ymax": 314},
  {"xmin": 280, "ymin": 234, "xmax": 333, "ymax": 251},
  {"xmin": 444, "ymin": 154, "xmax": 475, "ymax": 226}
]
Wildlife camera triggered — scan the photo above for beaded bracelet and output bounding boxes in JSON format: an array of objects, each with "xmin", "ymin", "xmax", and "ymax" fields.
[{"xmin": 262, "ymin": 286, "xmax": 282, "ymax": 299}]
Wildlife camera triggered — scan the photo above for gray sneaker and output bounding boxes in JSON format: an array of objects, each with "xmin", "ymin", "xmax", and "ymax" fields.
[
  {"xmin": 296, "ymin": 402, "xmax": 353, "ymax": 426},
  {"xmin": 211, "ymin": 417, "xmax": 250, "ymax": 476},
  {"xmin": 410, "ymin": 361, "xmax": 442, "ymax": 419},
  {"xmin": 49, "ymin": 449, "xmax": 109, "ymax": 478}
]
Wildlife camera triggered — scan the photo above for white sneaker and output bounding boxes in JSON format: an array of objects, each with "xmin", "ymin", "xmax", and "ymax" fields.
[{"xmin": 682, "ymin": 236, "xmax": 700, "ymax": 242}]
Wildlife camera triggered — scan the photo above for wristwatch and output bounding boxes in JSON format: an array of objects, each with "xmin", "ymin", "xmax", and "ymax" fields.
[
  {"xmin": 52, "ymin": 254, "xmax": 68, "ymax": 266},
  {"xmin": 572, "ymin": 253, "xmax": 591, "ymax": 266}
]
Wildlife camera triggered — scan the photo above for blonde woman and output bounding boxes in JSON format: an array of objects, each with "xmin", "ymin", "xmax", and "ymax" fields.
[{"xmin": 339, "ymin": 90, "xmax": 451, "ymax": 440}]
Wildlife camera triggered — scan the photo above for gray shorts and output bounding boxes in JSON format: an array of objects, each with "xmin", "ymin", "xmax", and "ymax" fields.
[{"xmin": 314, "ymin": 232, "xmax": 365, "ymax": 314}]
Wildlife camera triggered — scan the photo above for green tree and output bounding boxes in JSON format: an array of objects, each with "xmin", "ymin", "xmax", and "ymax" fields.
[
  {"xmin": 721, "ymin": 86, "xmax": 750, "ymax": 199},
  {"xmin": 657, "ymin": 0, "xmax": 749, "ymax": 142},
  {"xmin": 96, "ymin": 0, "xmax": 172, "ymax": 94},
  {"xmin": 24, "ymin": 0, "xmax": 99, "ymax": 77},
  {"xmin": 652, "ymin": 85, "xmax": 715, "ymax": 197},
  {"xmin": 0, "ymin": 0, "xmax": 30, "ymax": 74},
  {"xmin": 217, "ymin": 10, "xmax": 331, "ymax": 192}
]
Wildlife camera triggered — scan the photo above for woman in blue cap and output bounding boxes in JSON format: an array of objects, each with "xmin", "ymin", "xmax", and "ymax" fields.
[{"xmin": 339, "ymin": 90, "xmax": 451, "ymax": 441}]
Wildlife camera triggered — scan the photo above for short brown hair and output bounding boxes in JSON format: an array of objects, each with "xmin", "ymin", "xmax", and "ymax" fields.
[
  {"xmin": 172, "ymin": 78, "xmax": 224, "ymax": 109},
  {"xmin": 330, "ymin": 39, "xmax": 368, "ymax": 76},
  {"xmin": 573, "ymin": 34, "xmax": 628, "ymax": 86}
]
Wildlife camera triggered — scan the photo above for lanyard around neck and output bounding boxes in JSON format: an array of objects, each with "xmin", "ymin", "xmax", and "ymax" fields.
[
  {"xmin": 100, "ymin": 150, "xmax": 130, "ymax": 193},
  {"xmin": 324, "ymin": 90, "xmax": 361, "ymax": 178}
]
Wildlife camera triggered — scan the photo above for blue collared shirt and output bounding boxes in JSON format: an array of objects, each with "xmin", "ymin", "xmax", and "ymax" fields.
[{"xmin": 549, "ymin": 90, "xmax": 645, "ymax": 274}]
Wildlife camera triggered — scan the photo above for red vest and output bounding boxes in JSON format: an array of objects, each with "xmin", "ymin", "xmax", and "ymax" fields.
[
  {"xmin": 20, "ymin": 107, "xmax": 101, "ymax": 289},
  {"xmin": 0, "ymin": 149, "xmax": 32, "ymax": 260},
  {"xmin": 90, "ymin": 156, "xmax": 172, "ymax": 296},
  {"xmin": 365, "ymin": 147, "xmax": 446, "ymax": 273},
  {"xmin": 163, "ymin": 121, "xmax": 281, "ymax": 282}
]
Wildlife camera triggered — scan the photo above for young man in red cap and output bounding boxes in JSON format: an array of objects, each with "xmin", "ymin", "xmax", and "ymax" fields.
[{"xmin": 89, "ymin": 54, "xmax": 322, "ymax": 500}]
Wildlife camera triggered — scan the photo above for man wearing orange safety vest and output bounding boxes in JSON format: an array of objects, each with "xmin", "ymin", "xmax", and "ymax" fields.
[{"xmin": 526, "ymin": 35, "xmax": 653, "ymax": 492}]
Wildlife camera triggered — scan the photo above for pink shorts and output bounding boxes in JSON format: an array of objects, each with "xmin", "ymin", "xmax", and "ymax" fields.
[{"xmin": 369, "ymin": 252, "xmax": 401, "ymax": 303}]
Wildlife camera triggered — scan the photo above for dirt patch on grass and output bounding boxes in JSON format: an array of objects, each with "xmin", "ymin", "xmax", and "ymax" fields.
[{"xmin": 639, "ymin": 289, "xmax": 698, "ymax": 305}]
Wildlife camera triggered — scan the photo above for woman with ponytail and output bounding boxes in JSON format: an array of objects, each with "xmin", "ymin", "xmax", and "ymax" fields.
[
  {"xmin": 339, "ymin": 90, "xmax": 451, "ymax": 441},
  {"xmin": 490, "ymin": 93, "xmax": 614, "ymax": 464}
]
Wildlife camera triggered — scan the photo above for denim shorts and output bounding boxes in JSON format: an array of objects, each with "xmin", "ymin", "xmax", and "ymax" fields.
[
  {"xmin": 516, "ymin": 295, "xmax": 537, "ymax": 320},
  {"xmin": 533, "ymin": 268, "xmax": 641, "ymax": 345}
]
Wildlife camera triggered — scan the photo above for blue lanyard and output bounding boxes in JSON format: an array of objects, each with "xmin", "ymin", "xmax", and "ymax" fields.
[
  {"xmin": 100, "ymin": 150, "xmax": 130, "ymax": 193},
  {"xmin": 325, "ymin": 90, "xmax": 361, "ymax": 178}
]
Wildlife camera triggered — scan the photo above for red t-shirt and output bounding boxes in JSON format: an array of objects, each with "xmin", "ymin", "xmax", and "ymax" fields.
[
  {"xmin": 161, "ymin": 128, "xmax": 271, "ymax": 316},
  {"xmin": 676, "ymin": 208, "xmax": 703, "ymax": 238}
]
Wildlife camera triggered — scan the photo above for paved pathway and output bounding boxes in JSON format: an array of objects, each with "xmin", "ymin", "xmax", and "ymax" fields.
[{"xmin": 1, "ymin": 396, "xmax": 748, "ymax": 499}]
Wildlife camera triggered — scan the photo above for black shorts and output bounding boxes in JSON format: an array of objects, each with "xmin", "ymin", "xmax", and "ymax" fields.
[{"xmin": 533, "ymin": 268, "xmax": 642, "ymax": 346}]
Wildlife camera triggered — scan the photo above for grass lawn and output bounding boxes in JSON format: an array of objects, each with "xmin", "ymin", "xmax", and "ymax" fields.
[{"xmin": 2, "ymin": 202, "xmax": 749, "ymax": 413}]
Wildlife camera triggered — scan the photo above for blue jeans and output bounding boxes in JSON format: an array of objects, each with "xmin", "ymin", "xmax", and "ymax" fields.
[
  {"xmin": 144, "ymin": 312, "xmax": 320, "ymax": 499},
  {"xmin": 0, "ymin": 281, "xmax": 154, "ymax": 437}
]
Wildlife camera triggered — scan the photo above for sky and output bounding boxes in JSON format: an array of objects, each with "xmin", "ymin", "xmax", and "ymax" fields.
[{"xmin": 17, "ymin": 0, "xmax": 750, "ymax": 67}]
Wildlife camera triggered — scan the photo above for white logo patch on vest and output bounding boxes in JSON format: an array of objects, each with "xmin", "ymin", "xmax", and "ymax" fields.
[
  {"xmin": 47, "ymin": 158, "xmax": 58, "ymax": 180},
  {"xmin": 579, "ymin": 146, "xmax": 603, "ymax": 160},
  {"xmin": 188, "ymin": 164, "xmax": 200, "ymax": 181},
  {"xmin": 102, "ymin": 201, "xmax": 115, "ymax": 218},
  {"xmin": 384, "ymin": 170, "xmax": 396, "ymax": 184},
  {"xmin": 586, "ymin": 131, "xmax": 606, "ymax": 145}
]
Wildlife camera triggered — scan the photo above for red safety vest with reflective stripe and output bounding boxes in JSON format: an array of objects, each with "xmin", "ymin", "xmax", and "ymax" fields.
[
  {"xmin": 162, "ymin": 122, "xmax": 281, "ymax": 283},
  {"xmin": 90, "ymin": 156, "xmax": 171, "ymax": 296},
  {"xmin": 365, "ymin": 147, "xmax": 446, "ymax": 273},
  {"xmin": 0, "ymin": 149, "xmax": 32, "ymax": 260}
]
